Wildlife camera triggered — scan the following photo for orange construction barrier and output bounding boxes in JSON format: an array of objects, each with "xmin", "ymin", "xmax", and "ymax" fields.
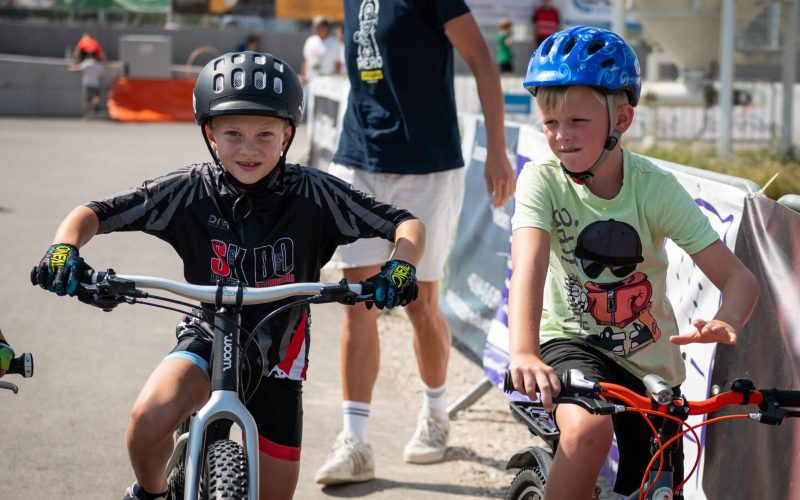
[{"xmin": 107, "ymin": 78, "xmax": 195, "ymax": 122}]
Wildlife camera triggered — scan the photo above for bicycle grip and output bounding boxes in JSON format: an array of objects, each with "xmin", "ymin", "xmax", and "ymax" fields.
[
  {"xmin": 7, "ymin": 353, "xmax": 34, "ymax": 378},
  {"xmin": 503, "ymin": 371, "xmax": 514, "ymax": 393},
  {"xmin": 358, "ymin": 281, "xmax": 374, "ymax": 295}
]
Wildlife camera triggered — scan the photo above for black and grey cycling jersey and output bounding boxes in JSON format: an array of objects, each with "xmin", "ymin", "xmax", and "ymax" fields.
[{"xmin": 86, "ymin": 160, "xmax": 416, "ymax": 379}]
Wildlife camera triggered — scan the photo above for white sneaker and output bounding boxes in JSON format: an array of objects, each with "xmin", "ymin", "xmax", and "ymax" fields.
[
  {"xmin": 314, "ymin": 431, "xmax": 375, "ymax": 485},
  {"xmin": 403, "ymin": 409, "xmax": 449, "ymax": 464},
  {"xmin": 122, "ymin": 482, "xmax": 168, "ymax": 500}
]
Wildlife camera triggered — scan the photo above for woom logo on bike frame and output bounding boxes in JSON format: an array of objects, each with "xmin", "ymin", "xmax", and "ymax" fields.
[{"xmin": 223, "ymin": 333, "xmax": 233, "ymax": 371}]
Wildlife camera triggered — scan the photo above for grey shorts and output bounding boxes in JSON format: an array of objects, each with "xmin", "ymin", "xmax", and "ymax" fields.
[{"xmin": 325, "ymin": 163, "xmax": 466, "ymax": 281}]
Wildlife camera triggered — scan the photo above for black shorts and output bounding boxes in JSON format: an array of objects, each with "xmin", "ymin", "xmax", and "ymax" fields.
[
  {"xmin": 168, "ymin": 323, "xmax": 304, "ymax": 462},
  {"xmin": 540, "ymin": 338, "xmax": 684, "ymax": 495},
  {"xmin": 83, "ymin": 87, "xmax": 100, "ymax": 103}
]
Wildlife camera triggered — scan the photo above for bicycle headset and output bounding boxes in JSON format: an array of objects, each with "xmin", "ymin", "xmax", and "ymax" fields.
[
  {"xmin": 523, "ymin": 26, "xmax": 641, "ymax": 184},
  {"xmin": 193, "ymin": 51, "xmax": 304, "ymax": 167}
]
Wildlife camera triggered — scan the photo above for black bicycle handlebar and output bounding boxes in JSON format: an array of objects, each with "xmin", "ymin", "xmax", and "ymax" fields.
[
  {"xmin": 1, "ymin": 353, "xmax": 34, "ymax": 393},
  {"xmin": 7, "ymin": 353, "xmax": 34, "ymax": 377},
  {"xmin": 503, "ymin": 369, "xmax": 800, "ymax": 423}
]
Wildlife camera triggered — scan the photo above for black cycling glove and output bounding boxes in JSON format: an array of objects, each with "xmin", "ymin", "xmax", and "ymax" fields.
[
  {"xmin": 31, "ymin": 243, "xmax": 92, "ymax": 297},
  {"xmin": 366, "ymin": 259, "xmax": 419, "ymax": 310}
]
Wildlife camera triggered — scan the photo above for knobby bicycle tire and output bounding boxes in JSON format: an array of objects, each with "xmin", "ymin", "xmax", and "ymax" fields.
[
  {"xmin": 167, "ymin": 459, "xmax": 185, "ymax": 499},
  {"xmin": 505, "ymin": 447, "xmax": 552, "ymax": 500},
  {"xmin": 203, "ymin": 438, "xmax": 249, "ymax": 499}
]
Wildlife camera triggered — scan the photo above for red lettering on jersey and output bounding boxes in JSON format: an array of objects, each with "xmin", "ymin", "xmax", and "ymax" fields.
[{"xmin": 211, "ymin": 239, "xmax": 230, "ymax": 276}]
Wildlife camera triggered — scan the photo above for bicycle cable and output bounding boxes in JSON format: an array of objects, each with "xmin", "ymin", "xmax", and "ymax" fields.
[
  {"xmin": 239, "ymin": 296, "xmax": 316, "ymax": 404},
  {"xmin": 118, "ymin": 294, "xmax": 260, "ymax": 400},
  {"xmin": 142, "ymin": 292, "xmax": 317, "ymax": 403}
]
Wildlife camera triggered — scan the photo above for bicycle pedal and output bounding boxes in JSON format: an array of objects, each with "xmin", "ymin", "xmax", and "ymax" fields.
[{"xmin": 509, "ymin": 402, "xmax": 559, "ymax": 442}]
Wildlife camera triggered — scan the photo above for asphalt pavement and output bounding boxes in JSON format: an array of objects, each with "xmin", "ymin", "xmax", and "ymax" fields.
[{"xmin": 0, "ymin": 118, "xmax": 519, "ymax": 499}]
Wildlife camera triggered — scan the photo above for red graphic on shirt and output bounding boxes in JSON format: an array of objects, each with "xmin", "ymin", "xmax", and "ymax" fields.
[
  {"xmin": 585, "ymin": 272, "xmax": 652, "ymax": 328},
  {"xmin": 211, "ymin": 239, "xmax": 231, "ymax": 276},
  {"xmin": 210, "ymin": 238, "xmax": 295, "ymax": 287}
]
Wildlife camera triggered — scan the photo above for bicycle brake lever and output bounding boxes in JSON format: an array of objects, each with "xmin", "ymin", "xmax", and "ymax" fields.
[
  {"xmin": 0, "ymin": 381, "xmax": 19, "ymax": 394},
  {"xmin": 554, "ymin": 396, "xmax": 622, "ymax": 415}
]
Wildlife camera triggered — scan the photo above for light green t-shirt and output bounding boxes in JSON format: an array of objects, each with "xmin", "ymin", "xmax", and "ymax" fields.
[{"xmin": 511, "ymin": 149, "xmax": 719, "ymax": 386}]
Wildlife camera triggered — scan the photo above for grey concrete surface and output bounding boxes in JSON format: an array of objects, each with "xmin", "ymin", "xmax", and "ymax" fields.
[{"xmin": 0, "ymin": 118, "xmax": 517, "ymax": 499}]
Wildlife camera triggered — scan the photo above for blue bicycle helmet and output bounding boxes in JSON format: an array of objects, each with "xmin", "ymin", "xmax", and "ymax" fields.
[{"xmin": 524, "ymin": 26, "xmax": 641, "ymax": 106}]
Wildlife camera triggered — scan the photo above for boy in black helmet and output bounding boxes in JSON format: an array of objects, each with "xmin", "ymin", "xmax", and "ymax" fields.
[{"xmin": 31, "ymin": 52, "xmax": 425, "ymax": 500}]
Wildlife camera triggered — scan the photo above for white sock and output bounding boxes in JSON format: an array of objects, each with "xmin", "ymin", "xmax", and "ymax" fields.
[
  {"xmin": 342, "ymin": 400, "xmax": 370, "ymax": 442},
  {"xmin": 421, "ymin": 381, "xmax": 447, "ymax": 417}
]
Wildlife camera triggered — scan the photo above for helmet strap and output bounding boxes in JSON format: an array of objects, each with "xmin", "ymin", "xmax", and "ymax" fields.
[
  {"xmin": 200, "ymin": 125, "xmax": 221, "ymax": 166},
  {"xmin": 281, "ymin": 123, "xmax": 297, "ymax": 162},
  {"xmin": 561, "ymin": 93, "xmax": 621, "ymax": 185}
]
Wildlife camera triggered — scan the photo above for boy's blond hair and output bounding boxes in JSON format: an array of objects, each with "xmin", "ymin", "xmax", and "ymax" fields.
[{"xmin": 537, "ymin": 86, "xmax": 630, "ymax": 115}]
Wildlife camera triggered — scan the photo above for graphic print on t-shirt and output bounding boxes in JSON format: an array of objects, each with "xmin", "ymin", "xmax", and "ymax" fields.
[
  {"xmin": 565, "ymin": 219, "xmax": 661, "ymax": 356},
  {"xmin": 210, "ymin": 237, "xmax": 296, "ymax": 287},
  {"xmin": 354, "ymin": 0, "xmax": 384, "ymax": 82}
]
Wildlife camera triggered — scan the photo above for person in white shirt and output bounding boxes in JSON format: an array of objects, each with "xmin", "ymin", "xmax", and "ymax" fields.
[
  {"xmin": 68, "ymin": 51, "xmax": 104, "ymax": 119},
  {"xmin": 300, "ymin": 16, "xmax": 341, "ymax": 121}
]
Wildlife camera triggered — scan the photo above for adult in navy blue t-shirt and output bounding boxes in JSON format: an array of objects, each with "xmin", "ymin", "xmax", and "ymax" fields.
[{"xmin": 318, "ymin": 0, "xmax": 516, "ymax": 485}]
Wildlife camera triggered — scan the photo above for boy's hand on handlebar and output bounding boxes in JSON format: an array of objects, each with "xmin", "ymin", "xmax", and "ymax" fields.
[
  {"xmin": 31, "ymin": 243, "xmax": 93, "ymax": 297},
  {"xmin": 509, "ymin": 354, "xmax": 561, "ymax": 411},
  {"xmin": 0, "ymin": 340, "xmax": 14, "ymax": 376},
  {"xmin": 670, "ymin": 318, "xmax": 737, "ymax": 346},
  {"xmin": 365, "ymin": 259, "xmax": 418, "ymax": 310}
]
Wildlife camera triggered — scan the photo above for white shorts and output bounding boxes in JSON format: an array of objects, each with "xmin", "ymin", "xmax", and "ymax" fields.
[{"xmin": 326, "ymin": 163, "xmax": 466, "ymax": 282}]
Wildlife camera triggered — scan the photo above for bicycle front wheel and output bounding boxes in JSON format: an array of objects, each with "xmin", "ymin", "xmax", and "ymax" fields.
[
  {"xmin": 505, "ymin": 447, "xmax": 552, "ymax": 500},
  {"xmin": 203, "ymin": 439, "xmax": 249, "ymax": 499}
]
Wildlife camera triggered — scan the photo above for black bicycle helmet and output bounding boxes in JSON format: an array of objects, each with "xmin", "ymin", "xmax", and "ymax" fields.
[{"xmin": 193, "ymin": 51, "xmax": 303, "ymax": 127}]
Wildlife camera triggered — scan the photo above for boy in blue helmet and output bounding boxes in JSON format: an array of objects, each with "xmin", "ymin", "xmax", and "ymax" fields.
[
  {"xmin": 506, "ymin": 26, "xmax": 759, "ymax": 498},
  {"xmin": 32, "ymin": 51, "xmax": 425, "ymax": 500}
]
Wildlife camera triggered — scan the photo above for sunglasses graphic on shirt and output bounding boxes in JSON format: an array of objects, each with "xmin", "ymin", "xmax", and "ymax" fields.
[{"xmin": 580, "ymin": 259, "xmax": 637, "ymax": 279}]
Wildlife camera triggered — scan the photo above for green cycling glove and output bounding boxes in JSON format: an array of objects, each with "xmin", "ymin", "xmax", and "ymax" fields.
[
  {"xmin": 0, "ymin": 341, "xmax": 14, "ymax": 372},
  {"xmin": 31, "ymin": 243, "xmax": 92, "ymax": 296}
]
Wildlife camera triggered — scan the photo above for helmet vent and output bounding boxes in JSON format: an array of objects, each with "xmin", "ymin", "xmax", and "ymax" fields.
[
  {"xmin": 273, "ymin": 77, "xmax": 283, "ymax": 94},
  {"xmin": 273, "ymin": 61, "xmax": 284, "ymax": 73},
  {"xmin": 564, "ymin": 38, "xmax": 577, "ymax": 55},
  {"xmin": 213, "ymin": 74, "xmax": 224, "ymax": 93},
  {"xmin": 254, "ymin": 54, "xmax": 266, "ymax": 65},
  {"xmin": 254, "ymin": 69, "xmax": 266, "ymax": 89},
  {"xmin": 600, "ymin": 58, "xmax": 614, "ymax": 68},
  {"xmin": 232, "ymin": 53, "xmax": 244, "ymax": 64},
  {"xmin": 588, "ymin": 40, "xmax": 606, "ymax": 55},
  {"xmin": 232, "ymin": 69, "xmax": 245, "ymax": 89},
  {"xmin": 542, "ymin": 39, "xmax": 555, "ymax": 56},
  {"xmin": 213, "ymin": 59, "xmax": 225, "ymax": 71}
]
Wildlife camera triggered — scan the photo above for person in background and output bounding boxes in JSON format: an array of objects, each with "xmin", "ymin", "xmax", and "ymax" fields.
[
  {"xmin": 300, "ymin": 15, "xmax": 340, "ymax": 121},
  {"xmin": 68, "ymin": 51, "xmax": 104, "ymax": 120},
  {"xmin": 314, "ymin": 0, "xmax": 516, "ymax": 486},
  {"xmin": 72, "ymin": 32, "xmax": 105, "ymax": 63},
  {"xmin": 531, "ymin": 0, "xmax": 560, "ymax": 49},
  {"xmin": 334, "ymin": 25, "xmax": 346, "ymax": 75},
  {"xmin": 235, "ymin": 33, "xmax": 261, "ymax": 52},
  {"xmin": 497, "ymin": 18, "xmax": 514, "ymax": 74}
]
